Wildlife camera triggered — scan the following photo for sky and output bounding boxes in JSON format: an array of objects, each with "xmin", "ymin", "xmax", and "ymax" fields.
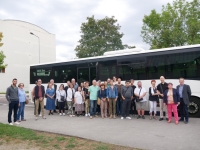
[{"xmin": 0, "ymin": 0, "xmax": 174, "ymax": 61}]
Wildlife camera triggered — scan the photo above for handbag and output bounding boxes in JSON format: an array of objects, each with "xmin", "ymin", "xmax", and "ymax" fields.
[
  {"xmin": 25, "ymin": 99, "xmax": 29, "ymax": 104},
  {"xmin": 136, "ymin": 88, "xmax": 143, "ymax": 102},
  {"xmin": 59, "ymin": 91, "xmax": 65, "ymax": 102},
  {"xmin": 97, "ymin": 90, "xmax": 101, "ymax": 105}
]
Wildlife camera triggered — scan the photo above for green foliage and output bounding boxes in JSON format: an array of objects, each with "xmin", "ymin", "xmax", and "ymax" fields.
[
  {"xmin": 75, "ymin": 16, "xmax": 129, "ymax": 58},
  {"xmin": 141, "ymin": 0, "xmax": 200, "ymax": 49},
  {"xmin": 0, "ymin": 32, "xmax": 7, "ymax": 69}
]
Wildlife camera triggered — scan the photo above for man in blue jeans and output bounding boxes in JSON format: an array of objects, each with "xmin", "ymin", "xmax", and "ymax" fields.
[
  {"xmin": 6, "ymin": 78, "xmax": 20, "ymax": 125},
  {"xmin": 88, "ymin": 80, "xmax": 99, "ymax": 119}
]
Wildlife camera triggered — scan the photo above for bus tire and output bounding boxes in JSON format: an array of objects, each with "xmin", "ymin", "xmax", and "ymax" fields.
[{"xmin": 188, "ymin": 96, "xmax": 200, "ymax": 118}]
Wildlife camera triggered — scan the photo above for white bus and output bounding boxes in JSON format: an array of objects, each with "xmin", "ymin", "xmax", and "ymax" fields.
[{"xmin": 29, "ymin": 44, "xmax": 200, "ymax": 118}]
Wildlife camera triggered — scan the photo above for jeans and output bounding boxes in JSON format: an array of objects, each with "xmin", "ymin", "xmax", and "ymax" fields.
[
  {"xmin": 130, "ymin": 100, "xmax": 136, "ymax": 115},
  {"xmin": 116, "ymin": 97, "xmax": 122, "ymax": 115},
  {"xmin": 8, "ymin": 101, "xmax": 19, "ymax": 123},
  {"xmin": 122, "ymin": 99, "xmax": 131, "ymax": 118},
  {"xmin": 180, "ymin": 98, "xmax": 189, "ymax": 121},
  {"xmin": 17, "ymin": 102, "xmax": 25, "ymax": 120},
  {"xmin": 90, "ymin": 100, "xmax": 97, "ymax": 116}
]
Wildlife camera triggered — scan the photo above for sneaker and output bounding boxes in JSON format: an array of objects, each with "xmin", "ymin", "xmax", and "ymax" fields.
[
  {"xmin": 63, "ymin": 113, "xmax": 65, "ymax": 116},
  {"xmin": 121, "ymin": 117, "xmax": 124, "ymax": 120},
  {"xmin": 85, "ymin": 114, "xmax": 88, "ymax": 117},
  {"xmin": 9, "ymin": 123, "xmax": 13, "ymax": 125},
  {"xmin": 159, "ymin": 118, "xmax": 163, "ymax": 121},
  {"xmin": 39, "ymin": 114, "xmax": 42, "ymax": 117},
  {"xmin": 59, "ymin": 113, "xmax": 62, "ymax": 116},
  {"xmin": 35, "ymin": 117, "xmax": 38, "ymax": 120},
  {"xmin": 43, "ymin": 116, "xmax": 46, "ymax": 119},
  {"xmin": 126, "ymin": 117, "xmax": 131, "ymax": 120},
  {"xmin": 69, "ymin": 115, "xmax": 72, "ymax": 117},
  {"xmin": 72, "ymin": 115, "xmax": 75, "ymax": 117},
  {"xmin": 88, "ymin": 113, "xmax": 90, "ymax": 116},
  {"xmin": 14, "ymin": 122, "xmax": 20, "ymax": 125},
  {"xmin": 90, "ymin": 116, "xmax": 93, "ymax": 119},
  {"xmin": 137, "ymin": 115, "xmax": 141, "ymax": 119},
  {"xmin": 142, "ymin": 116, "xmax": 145, "ymax": 119}
]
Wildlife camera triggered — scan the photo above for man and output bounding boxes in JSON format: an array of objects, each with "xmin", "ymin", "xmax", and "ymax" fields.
[
  {"xmin": 6, "ymin": 78, "xmax": 20, "ymax": 125},
  {"xmin": 71, "ymin": 78, "xmax": 78, "ymax": 91},
  {"xmin": 130, "ymin": 79, "xmax": 136, "ymax": 116},
  {"xmin": 113, "ymin": 76, "xmax": 117, "ymax": 85},
  {"xmin": 64, "ymin": 80, "xmax": 70, "ymax": 109},
  {"xmin": 134, "ymin": 81, "xmax": 147, "ymax": 119},
  {"xmin": 157, "ymin": 76, "xmax": 168, "ymax": 121},
  {"xmin": 177, "ymin": 78, "xmax": 191, "ymax": 124},
  {"xmin": 88, "ymin": 80, "xmax": 99, "ymax": 119},
  {"xmin": 48, "ymin": 79, "xmax": 57, "ymax": 113},
  {"xmin": 107, "ymin": 80, "xmax": 118, "ymax": 119},
  {"xmin": 34, "ymin": 79, "xmax": 46, "ymax": 120},
  {"xmin": 32, "ymin": 81, "xmax": 41, "ymax": 116},
  {"xmin": 64, "ymin": 81, "xmax": 70, "ymax": 94},
  {"xmin": 121, "ymin": 80, "xmax": 133, "ymax": 120},
  {"xmin": 115, "ymin": 77, "xmax": 124, "ymax": 116},
  {"xmin": 107, "ymin": 78, "xmax": 111, "ymax": 87}
]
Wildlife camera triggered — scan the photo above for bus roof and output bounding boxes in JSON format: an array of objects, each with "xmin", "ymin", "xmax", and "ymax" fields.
[{"xmin": 30, "ymin": 44, "xmax": 200, "ymax": 66}]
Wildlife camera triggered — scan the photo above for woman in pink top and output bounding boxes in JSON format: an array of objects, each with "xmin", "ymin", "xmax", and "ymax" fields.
[{"xmin": 164, "ymin": 83, "xmax": 180, "ymax": 125}]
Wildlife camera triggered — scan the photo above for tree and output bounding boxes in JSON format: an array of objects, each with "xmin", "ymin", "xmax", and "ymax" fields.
[
  {"xmin": 141, "ymin": 0, "xmax": 200, "ymax": 49},
  {"xmin": 0, "ymin": 32, "xmax": 7, "ymax": 69},
  {"xmin": 75, "ymin": 16, "xmax": 129, "ymax": 58}
]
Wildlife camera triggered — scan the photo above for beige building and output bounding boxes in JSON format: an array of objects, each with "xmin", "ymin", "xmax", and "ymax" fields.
[{"xmin": 0, "ymin": 19, "xmax": 56, "ymax": 92}]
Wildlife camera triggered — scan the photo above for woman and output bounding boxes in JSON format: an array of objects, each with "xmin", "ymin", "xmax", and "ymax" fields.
[
  {"xmin": 17, "ymin": 83, "xmax": 27, "ymax": 122},
  {"xmin": 80, "ymin": 82, "xmax": 85, "ymax": 91},
  {"xmin": 74, "ymin": 86, "xmax": 85, "ymax": 116},
  {"xmin": 67, "ymin": 84, "xmax": 75, "ymax": 117},
  {"xmin": 56, "ymin": 84, "xmax": 66, "ymax": 116},
  {"xmin": 98, "ymin": 83, "xmax": 107, "ymax": 118},
  {"xmin": 164, "ymin": 83, "xmax": 180, "ymax": 125},
  {"xmin": 46, "ymin": 83, "xmax": 55, "ymax": 115},
  {"xmin": 83, "ymin": 81, "xmax": 90, "ymax": 117},
  {"xmin": 149, "ymin": 80, "xmax": 159, "ymax": 120},
  {"xmin": 104, "ymin": 81, "xmax": 109, "ymax": 114}
]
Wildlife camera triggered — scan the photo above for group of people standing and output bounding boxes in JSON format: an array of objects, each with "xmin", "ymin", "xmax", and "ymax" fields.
[{"xmin": 6, "ymin": 75, "xmax": 191, "ymax": 125}]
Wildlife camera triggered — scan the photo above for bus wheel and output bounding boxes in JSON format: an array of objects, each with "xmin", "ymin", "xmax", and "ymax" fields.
[{"xmin": 189, "ymin": 97, "xmax": 200, "ymax": 118}]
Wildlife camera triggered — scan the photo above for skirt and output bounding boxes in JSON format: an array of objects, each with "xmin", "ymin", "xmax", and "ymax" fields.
[{"xmin": 75, "ymin": 103, "xmax": 84, "ymax": 112}]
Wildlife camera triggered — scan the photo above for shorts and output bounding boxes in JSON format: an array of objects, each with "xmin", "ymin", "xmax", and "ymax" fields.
[{"xmin": 136, "ymin": 101, "xmax": 146, "ymax": 110}]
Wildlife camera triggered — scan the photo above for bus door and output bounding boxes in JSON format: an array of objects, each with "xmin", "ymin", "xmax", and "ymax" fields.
[{"xmin": 77, "ymin": 67, "xmax": 97, "ymax": 84}]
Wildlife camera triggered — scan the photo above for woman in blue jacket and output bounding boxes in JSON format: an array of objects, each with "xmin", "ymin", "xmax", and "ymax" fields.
[
  {"xmin": 17, "ymin": 83, "xmax": 27, "ymax": 122},
  {"xmin": 164, "ymin": 83, "xmax": 180, "ymax": 125}
]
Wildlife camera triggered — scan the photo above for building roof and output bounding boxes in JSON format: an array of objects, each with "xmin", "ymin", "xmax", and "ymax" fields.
[{"xmin": 3, "ymin": 19, "xmax": 52, "ymax": 34}]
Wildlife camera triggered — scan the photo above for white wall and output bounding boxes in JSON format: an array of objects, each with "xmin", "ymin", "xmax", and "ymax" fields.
[{"xmin": 0, "ymin": 19, "xmax": 56, "ymax": 92}]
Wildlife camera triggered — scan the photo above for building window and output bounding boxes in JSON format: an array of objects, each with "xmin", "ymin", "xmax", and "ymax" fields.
[{"xmin": 0, "ymin": 68, "xmax": 5, "ymax": 73}]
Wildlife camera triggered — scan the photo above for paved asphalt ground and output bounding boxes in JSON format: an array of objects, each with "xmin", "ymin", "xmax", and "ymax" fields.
[{"xmin": 0, "ymin": 96, "xmax": 200, "ymax": 150}]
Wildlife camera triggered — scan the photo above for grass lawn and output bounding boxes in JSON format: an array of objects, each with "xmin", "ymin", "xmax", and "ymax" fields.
[{"xmin": 0, "ymin": 123, "xmax": 139, "ymax": 150}]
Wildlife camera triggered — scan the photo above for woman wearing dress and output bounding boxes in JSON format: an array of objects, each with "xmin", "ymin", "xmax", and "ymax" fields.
[
  {"xmin": 149, "ymin": 80, "xmax": 159, "ymax": 120},
  {"xmin": 17, "ymin": 83, "xmax": 27, "ymax": 122},
  {"xmin": 74, "ymin": 86, "xmax": 85, "ymax": 116},
  {"xmin": 164, "ymin": 83, "xmax": 180, "ymax": 125},
  {"xmin": 46, "ymin": 83, "xmax": 55, "ymax": 115},
  {"xmin": 56, "ymin": 84, "xmax": 66, "ymax": 116}
]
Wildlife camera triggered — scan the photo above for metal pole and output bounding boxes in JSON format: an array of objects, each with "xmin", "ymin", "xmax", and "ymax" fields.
[{"xmin": 38, "ymin": 37, "xmax": 40, "ymax": 64}]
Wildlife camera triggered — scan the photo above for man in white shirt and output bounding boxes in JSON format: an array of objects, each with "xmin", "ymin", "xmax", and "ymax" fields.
[{"xmin": 134, "ymin": 81, "xmax": 147, "ymax": 119}]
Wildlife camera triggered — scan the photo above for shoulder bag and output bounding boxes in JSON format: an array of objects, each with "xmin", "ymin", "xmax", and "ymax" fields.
[
  {"xmin": 59, "ymin": 91, "xmax": 65, "ymax": 102},
  {"xmin": 135, "ymin": 88, "xmax": 143, "ymax": 102},
  {"xmin": 97, "ymin": 90, "xmax": 101, "ymax": 105}
]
